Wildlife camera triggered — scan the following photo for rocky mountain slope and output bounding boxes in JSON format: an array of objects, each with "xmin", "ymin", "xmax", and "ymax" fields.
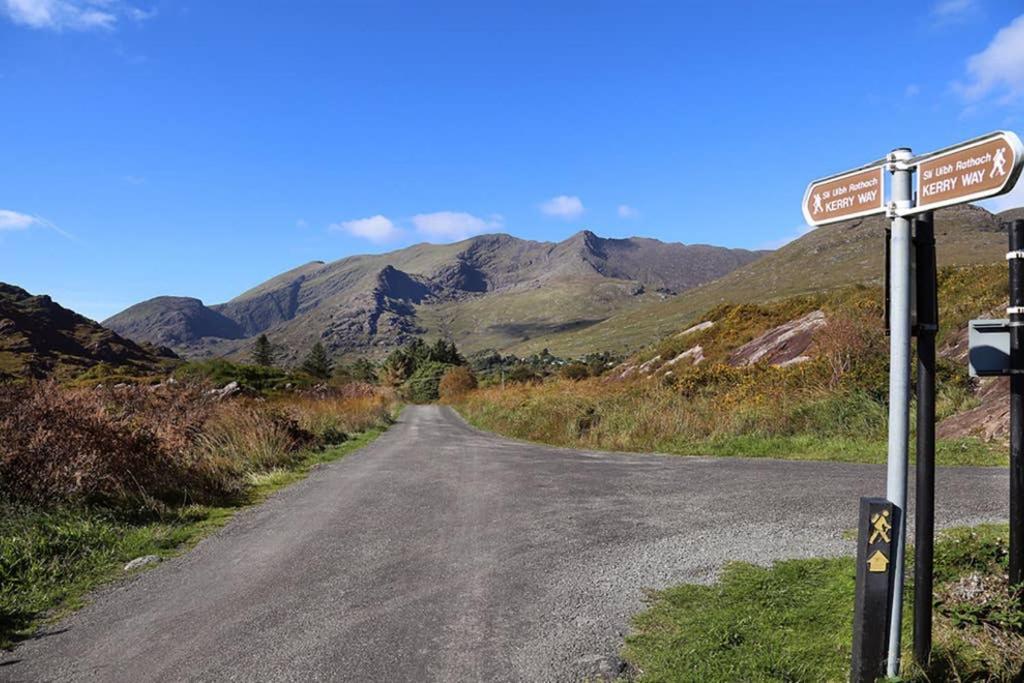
[
  {"xmin": 510, "ymin": 205, "xmax": 1019, "ymax": 357},
  {"xmin": 0, "ymin": 284, "xmax": 177, "ymax": 381},
  {"xmin": 105, "ymin": 231, "xmax": 764, "ymax": 362}
]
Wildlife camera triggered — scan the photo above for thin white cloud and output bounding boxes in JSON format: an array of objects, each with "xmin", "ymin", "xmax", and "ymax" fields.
[
  {"xmin": 954, "ymin": 14, "xmax": 1024, "ymax": 104},
  {"xmin": 0, "ymin": 208, "xmax": 76, "ymax": 240},
  {"xmin": 295, "ymin": 218, "xmax": 308, "ymax": 229},
  {"xmin": 617, "ymin": 204, "xmax": 639, "ymax": 219},
  {"xmin": 540, "ymin": 195, "xmax": 584, "ymax": 220},
  {"xmin": 331, "ymin": 215, "xmax": 402, "ymax": 243},
  {"xmin": 411, "ymin": 211, "xmax": 502, "ymax": 241},
  {"xmin": 1, "ymin": 0, "xmax": 151, "ymax": 31},
  {"xmin": 904, "ymin": 84, "xmax": 921, "ymax": 98},
  {"xmin": 0, "ymin": 209, "xmax": 38, "ymax": 230}
]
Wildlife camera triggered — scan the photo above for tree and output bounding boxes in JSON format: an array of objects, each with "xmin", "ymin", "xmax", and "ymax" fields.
[
  {"xmin": 251, "ymin": 334, "xmax": 277, "ymax": 367},
  {"xmin": 301, "ymin": 342, "xmax": 333, "ymax": 380},
  {"xmin": 406, "ymin": 360, "xmax": 451, "ymax": 403},
  {"xmin": 438, "ymin": 365, "xmax": 477, "ymax": 402}
]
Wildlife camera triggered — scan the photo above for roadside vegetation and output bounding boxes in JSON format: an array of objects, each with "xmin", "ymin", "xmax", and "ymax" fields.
[
  {"xmin": 623, "ymin": 524, "xmax": 1024, "ymax": 682},
  {"xmin": 457, "ymin": 265, "xmax": 1009, "ymax": 466},
  {"xmin": 0, "ymin": 376, "xmax": 396, "ymax": 648}
]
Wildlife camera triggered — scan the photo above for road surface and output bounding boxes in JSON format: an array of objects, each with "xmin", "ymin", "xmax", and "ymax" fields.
[{"xmin": 0, "ymin": 405, "xmax": 1008, "ymax": 682}]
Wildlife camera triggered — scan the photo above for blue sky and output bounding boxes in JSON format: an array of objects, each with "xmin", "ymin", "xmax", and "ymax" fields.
[{"xmin": 2, "ymin": 0, "xmax": 1024, "ymax": 322}]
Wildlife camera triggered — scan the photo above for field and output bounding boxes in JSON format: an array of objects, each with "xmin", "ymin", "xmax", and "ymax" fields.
[{"xmin": 0, "ymin": 379, "xmax": 397, "ymax": 647}]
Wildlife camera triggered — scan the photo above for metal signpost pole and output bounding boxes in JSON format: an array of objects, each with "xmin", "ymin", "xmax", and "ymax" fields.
[
  {"xmin": 886, "ymin": 148, "xmax": 914, "ymax": 677},
  {"xmin": 1010, "ymin": 219, "xmax": 1024, "ymax": 594},
  {"xmin": 913, "ymin": 212, "xmax": 937, "ymax": 665}
]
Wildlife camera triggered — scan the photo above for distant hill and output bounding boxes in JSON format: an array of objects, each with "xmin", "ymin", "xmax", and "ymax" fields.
[
  {"xmin": 105, "ymin": 231, "xmax": 765, "ymax": 363},
  {"xmin": 508, "ymin": 205, "xmax": 1019, "ymax": 357},
  {"xmin": 0, "ymin": 284, "xmax": 178, "ymax": 381}
]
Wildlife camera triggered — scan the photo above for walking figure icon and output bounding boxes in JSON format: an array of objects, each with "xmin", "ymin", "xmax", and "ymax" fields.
[
  {"xmin": 869, "ymin": 509, "xmax": 891, "ymax": 544},
  {"xmin": 992, "ymin": 148, "xmax": 1007, "ymax": 179}
]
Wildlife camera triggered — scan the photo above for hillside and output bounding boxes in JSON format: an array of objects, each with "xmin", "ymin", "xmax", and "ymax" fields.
[
  {"xmin": 459, "ymin": 260, "xmax": 1010, "ymax": 465},
  {"xmin": 508, "ymin": 204, "xmax": 1016, "ymax": 357},
  {"xmin": 105, "ymin": 231, "xmax": 764, "ymax": 363},
  {"xmin": 0, "ymin": 284, "xmax": 178, "ymax": 381}
]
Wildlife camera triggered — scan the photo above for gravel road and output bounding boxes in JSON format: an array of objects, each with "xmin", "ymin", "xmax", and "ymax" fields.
[{"xmin": 0, "ymin": 405, "xmax": 1008, "ymax": 682}]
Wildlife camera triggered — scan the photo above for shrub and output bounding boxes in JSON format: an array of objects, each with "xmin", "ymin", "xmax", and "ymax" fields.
[
  {"xmin": 560, "ymin": 362, "xmax": 590, "ymax": 381},
  {"xmin": 506, "ymin": 364, "xmax": 541, "ymax": 384},
  {"xmin": 0, "ymin": 380, "xmax": 395, "ymax": 510},
  {"xmin": 405, "ymin": 361, "xmax": 452, "ymax": 403},
  {"xmin": 439, "ymin": 366, "xmax": 477, "ymax": 402},
  {"xmin": 0, "ymin": 382, "xmax": 221, "ymax": 506}
]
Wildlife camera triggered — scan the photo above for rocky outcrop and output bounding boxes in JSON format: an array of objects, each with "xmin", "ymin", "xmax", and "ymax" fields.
[
  {"xmin": 937, "ymin": 378, "xmax": 1010, "ymax": 442},
  {"xmin": 729, "ymin": 310, "xmax": 827, "ymax": 367},
  {"xmin": 0, "ymin": 283, "xmax": 178, "ymax": 380}
]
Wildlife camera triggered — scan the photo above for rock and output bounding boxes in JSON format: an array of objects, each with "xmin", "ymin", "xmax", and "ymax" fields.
[
  {"xmin": 937, "ymin": 378, "xmax": 1010, "ymax": 442},
  {"xmin": 729, "ymin": 310, "xmax": 827, "ymax": 367},
  {"xmin": 665, "ymin": 345, "xmax": 704, "ymax": 367},
  {"xmin": 638, "ymin": 355, "xmax": 662, "ymax": 374},
  {"xmin": 211, "ymin": 381, "xmax": 242, "ymax": 400},
  {"xmin": 124, "ymin": 555, "xmax": 161, "ymax": 572},
  {"xmin": 678, "ymin": 320, "xmax": 714, "ymax": 337}
]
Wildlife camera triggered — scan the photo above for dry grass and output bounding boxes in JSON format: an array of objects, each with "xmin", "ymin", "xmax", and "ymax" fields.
[
  {"xmin": 281, "ymin": 383, "xmax": 396, "ymax": 444},
  {"xmin": 0, "ymin": 380, "xmax": 396, "ymax": 510}
]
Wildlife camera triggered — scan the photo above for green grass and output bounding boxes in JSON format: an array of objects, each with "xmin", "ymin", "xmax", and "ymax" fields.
[
  {"xmin": 668, "ymin": 435, "xmax": 1004, "ymax": 467},
  {"xmin": 0, "ymin": 429, "xmax": 382, "ymax": 649},
  {"xmin": 623, "ymin": 524, "xmax": 1023, "ymax": 682}
]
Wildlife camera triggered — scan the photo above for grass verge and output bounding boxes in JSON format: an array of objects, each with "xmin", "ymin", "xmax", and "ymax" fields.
[
  {"xmin": 457, "ymin": 385, "xmax": 1005, "ymax": 467},
  {"xmin": 0, "ymin": 429, "xmax": 382, "ymax": 649},
  {"xmin": 623, "ymin": 524, "xmax": 1022, "ymax": 682}
]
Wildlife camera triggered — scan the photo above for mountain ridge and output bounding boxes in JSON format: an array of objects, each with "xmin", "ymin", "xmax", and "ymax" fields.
[{"xmin": 105, "ymin": 230, "xmax": 765, "ymax": 362}]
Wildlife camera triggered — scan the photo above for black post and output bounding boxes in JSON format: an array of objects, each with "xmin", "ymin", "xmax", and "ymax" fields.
[
  {"xmin": 851, "ymin": 497, "xmax": 899, "ymax": 683},
  {"xmin": 913, "ymin": 212, "xmax": 937, "ymax": 666},
  {"xmin": 1010, "ymin": 220, "xmax": 1024, "ymax": 593}
]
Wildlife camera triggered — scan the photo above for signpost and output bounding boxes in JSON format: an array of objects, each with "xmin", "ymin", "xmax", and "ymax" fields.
[
  {"xmin": 802, "ymin": 131, "xmax": 1023, "ymax": 680},
  {"xmin": 802, "ymin": 165, "xmax": 886, "ymax": 226},
  {"xmin": 851, "ymin": 498, "xmax": 899, "ymax": 683},
  {"xmin": 911, "ymin": 132, "xmax": 1023, "ymax": 215}
]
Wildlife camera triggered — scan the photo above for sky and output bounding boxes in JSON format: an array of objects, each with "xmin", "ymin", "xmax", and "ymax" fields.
[{"xmin": 2, "ymin": 0, "xmax": 1024, "ymax": 322}]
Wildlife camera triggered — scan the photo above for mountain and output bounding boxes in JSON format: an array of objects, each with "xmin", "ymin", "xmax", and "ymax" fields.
[
  {"xmin": 507, "ymin": 204, "xmax": 1018, "ymax": 357},
  {"xmin": 0, "ymin": 284, "xmax": 178, "ymax": 381},
  {"xmin": 105, "ymin": 231, "xmax": 765, "ymax": 362}
]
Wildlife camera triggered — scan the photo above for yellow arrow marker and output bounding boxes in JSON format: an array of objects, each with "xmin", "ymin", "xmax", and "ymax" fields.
[{"xmin": 867, "ymin": 550, "xmax": 889, "ymax": 573}]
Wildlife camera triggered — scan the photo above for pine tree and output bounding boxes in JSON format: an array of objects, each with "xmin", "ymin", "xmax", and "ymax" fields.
[
  {"xmin": 301, "ymin": 342, "xmax": 333, "ymax": 380},
  {"xmin": 251, "ymin": 334, "xmax": 276, "ymax": 367}
]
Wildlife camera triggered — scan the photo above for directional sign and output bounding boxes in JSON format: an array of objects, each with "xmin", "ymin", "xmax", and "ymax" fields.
[
  {"xmin": 803, "ymin": 165, "xmax": 886, "ymax": 227},
  {"xmin": 912, "ymin": 131, "xmax": 1023, "ymax": 214}
]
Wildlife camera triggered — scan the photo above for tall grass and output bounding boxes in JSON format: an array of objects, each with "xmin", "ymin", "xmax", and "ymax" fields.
[
  {"xmin": 0, "ymin": 379, "xmax": 396, "ymax": 647},
  {"xmin": 0, "ymin": 381, "xmax": 396, "ymax": 510}
]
